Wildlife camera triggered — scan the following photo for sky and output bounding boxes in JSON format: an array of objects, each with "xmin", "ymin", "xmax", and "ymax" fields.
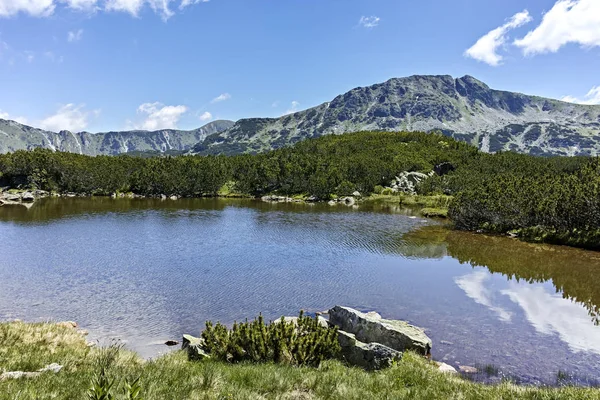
[{"xmin": 0, "ymin": 0, "xmax": 599, "ymax": 133}]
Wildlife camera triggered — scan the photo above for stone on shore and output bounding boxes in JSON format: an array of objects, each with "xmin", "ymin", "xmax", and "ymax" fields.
[
  {"xmin": 328, "ymin": 306, "xmax": 432, "ymax": 356},
  {"xmin": 182, "ymin": 334, "xmax": 210, "ymax": 361},
  {"xmin": 337, "ymin": 330, "xmax": 402, "ymax": 370},
  {"xmin": 436, "ymin": 361, "xmax": 458, "ymax": 374}
]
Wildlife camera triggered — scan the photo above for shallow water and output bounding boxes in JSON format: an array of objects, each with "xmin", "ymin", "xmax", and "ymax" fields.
[{"xmin": 1, "ymin": 198, "xmax": 599, "ymax": 385}]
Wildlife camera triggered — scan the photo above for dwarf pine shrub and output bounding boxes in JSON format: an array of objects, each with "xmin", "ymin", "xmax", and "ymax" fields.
[{"xmin": 201, "ymin": 311, "xmax": 340, "ymax": 367}]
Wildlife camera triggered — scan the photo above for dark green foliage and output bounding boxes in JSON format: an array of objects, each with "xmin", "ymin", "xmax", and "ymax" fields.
[
  {"xmin": 1, "ymin": 131, "xmax": 600, "ymax": 249},
  {"xmin": 201, "ymin": 311, "xmax": 340, "ymax": 367}
]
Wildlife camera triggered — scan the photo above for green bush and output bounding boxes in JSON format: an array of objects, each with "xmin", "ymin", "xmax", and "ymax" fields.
[
  {"xmin": 201, "ymin": 311, "xmax": 340, "ymax": 367},
  {"xmin": 373, "ymin": 185, "xmax": 384, "ymax": 194},
  {"xmin": 381, "ymin": 188, "xmax": 394, "ymax": 195}
]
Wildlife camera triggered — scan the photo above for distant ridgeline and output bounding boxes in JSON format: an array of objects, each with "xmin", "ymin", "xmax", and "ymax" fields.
[
  {"xmin": 2, "ymin": 75, "xmax": 600, "ymax": 157},
  {"xmin": 1, "ymin": 131, "xmax": 599, "ymax": 250}
]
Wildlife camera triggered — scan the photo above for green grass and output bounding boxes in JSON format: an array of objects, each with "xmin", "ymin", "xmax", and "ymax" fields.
[
  {"xmin": 420, "ymin": 208, "xmax": 449, "ymax": 218},
  {"xmin": 1, "ymin": 322, "xmax": 599, "ymax": 399}
]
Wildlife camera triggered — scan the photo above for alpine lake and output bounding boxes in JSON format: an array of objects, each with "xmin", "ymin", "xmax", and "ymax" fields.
[{"xmin": 1, "ymin": 197, "xmax": 599, "ymax": 386}]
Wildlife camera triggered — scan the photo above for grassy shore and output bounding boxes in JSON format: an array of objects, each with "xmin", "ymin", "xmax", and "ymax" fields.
[{"xmin": 1, "ymin": 322, "xmax": 598, "ymax": 399}]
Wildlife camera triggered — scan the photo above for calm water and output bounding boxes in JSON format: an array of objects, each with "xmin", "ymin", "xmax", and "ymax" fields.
[{"xmin": 1, "ymin": 198, "xmax": 600, "ymax": 385}]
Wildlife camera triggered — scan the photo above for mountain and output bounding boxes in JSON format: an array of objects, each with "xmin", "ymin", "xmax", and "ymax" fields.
[
  {"xmin": 192, "ymin": 75, "xmax": 600, "ymax": 156},
  {"xmin": 0, "ymin": 119, "xmax": 235, "ymax": 155}
]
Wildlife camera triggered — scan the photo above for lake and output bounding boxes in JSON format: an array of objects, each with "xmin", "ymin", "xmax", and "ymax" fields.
[{"xmin": 1, "ymin": 197, "xmax": 599, "ymax": 386}]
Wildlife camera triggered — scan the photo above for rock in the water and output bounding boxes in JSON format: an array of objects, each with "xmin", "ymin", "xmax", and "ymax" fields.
[
  {"xmin": 165, "ymin": 340, "xmax": 179, "ymax": 346},
  {"xmin": 458, "ymin": 365, "xmax": 478, "ymax": 374},
  {"xmin": 328, "ymin": 306, "xmax": 432, "ymax": 356},
  {"xmin": 3, "ymin": 193, "xmax": 21, "ymax": 202},
  {"xmin": 337, "ymin": 330, "xmax": 402, "ymax": 370},
  {"xmin": 21, "ymin": 192, "xmax": 35, "ymax": 202},
  {"xmin": 57, "ymin": 321, "xmax": 78, "ymax": 329},
  {"xmin": 182, "ymin": 334, "xmax": 210, "ymax": 361},
  {"xmin": 436, "ymin": 362, "xmax": 458, "ymax": 374}
]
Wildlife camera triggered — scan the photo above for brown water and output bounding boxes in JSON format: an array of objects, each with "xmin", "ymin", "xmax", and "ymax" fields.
[{"xmin": 0, "ymin": 198, "xmax": 599, "ymax": 386}]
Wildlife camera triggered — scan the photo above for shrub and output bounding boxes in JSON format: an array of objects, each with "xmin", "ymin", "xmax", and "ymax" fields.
[
  {"xmin": 373, "ymin": 185, "xmax": 384, "ymax": 194},
  {"xmin": 381, "ymin": 188, "xmax": 393, "ymax": 195},
  {"xmin": 201, "ymin": 311, "xmax": 340, "ymax": 367}
]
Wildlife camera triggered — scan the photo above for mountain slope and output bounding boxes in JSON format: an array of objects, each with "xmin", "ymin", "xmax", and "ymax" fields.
[
  {"xmin": 0, "ymin": 120, "xmax": 235, "ymax": 155},
  {"xmin": 192, "ymin": 75, "xmax": 600, "ymax": 156}
]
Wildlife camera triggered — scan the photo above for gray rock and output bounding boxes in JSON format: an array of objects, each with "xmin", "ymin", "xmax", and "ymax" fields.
[
  {"xmin": 337, "ymin": 330, "xmax": 402, "ymax": 370},
  {"xmin": 182, "ymin": 334, "xmax": 210, "ymax": 361},
  {"xmin": 273, "ymin": 316, "xmax": 330, "ymax": 328},
  {"xmin": 436, "ymin": 362, "xmax": 458, "ymax": 374},
  {"xmin": 352, "ymin": 191, "xmax": 362, "ymax": 197},
  {"xmin": 458, "ymin": 365, "xmax": 478, "ymax": 374},
  {"xmin": 0, "ymin": 363, "xmax": 63, "ymax": 381},
  {"xmin": 328, "ymin": 306, "xmax": 432, "ymax": 356},
  {"xmin": 2, "ymin": 193, "xmax": 21, "ymax": 202}
]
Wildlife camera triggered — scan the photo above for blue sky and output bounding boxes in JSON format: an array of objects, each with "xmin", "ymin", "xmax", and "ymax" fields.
[{"xmin": 0, "ymin": 0, "xmax": 599, "ymax": 132}]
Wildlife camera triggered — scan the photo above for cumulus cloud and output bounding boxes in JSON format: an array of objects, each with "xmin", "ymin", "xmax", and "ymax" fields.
[
  {"xmin": 0, "ymin": 0, "xmax": 55, "ymax": 17},
  {"xmin": 464, "ymin": 10, "xmax": 532, "ymax": 66},
  {"xmin": 514, "ymin": 0, "xmax": 600, "ymax": 55},
  {"xmin": 199, "ymin": 111, "xmax": 212, "ymax": 121},
  {"xmin": 358, "ymin": 16, "xmax": 380, "ymax": 28},
  {"xmin": 39, "ymin": 104, "xmax": 98, "ymax": 132},
  {"xmin": 562, "ymin": 86, "xmax": 600, "ymax": 105},
  {"xmin": 68, "ymin": 29, "xmax": 84, "ymax": 42},
  {"xmin": 211, "ymin": 93, "xmax": 231, "ymax": 103},
  {"xmin": 135, "ymin": 102, "xmax": 188, "ymax": 130},
  {"xmin": 455, "ymin": 271, "xmax": 513, "ymax": 322}
]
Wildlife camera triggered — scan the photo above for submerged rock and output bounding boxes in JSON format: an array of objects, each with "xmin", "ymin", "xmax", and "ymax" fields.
[
  {"xmin": 337, "ymin": 330, "xmax": 402, "ymax": 370},
  {"xmin": 436, "ymin": 361, "xmax": 458, "ymax": 374},
  {"xmin": 328, "ymin": 306, "xmax": 432, "ymax": 356}
]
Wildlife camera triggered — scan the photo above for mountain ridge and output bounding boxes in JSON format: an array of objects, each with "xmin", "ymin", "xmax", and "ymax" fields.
[
  {"xmin": 0, "ymin": 119, "xmax": 235, "ymax": 155},
  {"xmin": 192, "ymin": 74, "xmax": 600, "ymax": 156}
]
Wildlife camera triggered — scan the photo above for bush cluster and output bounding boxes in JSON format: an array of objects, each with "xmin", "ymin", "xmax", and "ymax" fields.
[{"xmin": 200, "ymin": 312, "xmax": 340, "ymax": 367}]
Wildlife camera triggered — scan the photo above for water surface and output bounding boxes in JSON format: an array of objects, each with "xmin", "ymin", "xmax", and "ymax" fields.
[{"xmin": 1, "ymin": 198, "xmax": 599, "ymax": 386}]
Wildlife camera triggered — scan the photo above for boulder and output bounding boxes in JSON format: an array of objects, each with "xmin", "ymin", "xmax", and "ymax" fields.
[
  {"xmin": 328, "ymin": 306, "xmax": 431, "ymax": 356},
  {"xmin": 352, "ymin": 191, "xmax": 362, "ymax": 197},
  {"xmin": 434, "ymin": 162, "xmax": 455, "ymax": 176},
  {"xmin": 3, "ymin": 193, "xmax": 21, "ymax": 202},
  {"xmin": 182, "ymin": 334, "xmax": 210, "ymax": 361},
  {"xmin": 436, "ymin": 362, "xmax": 458, "ymax": 374},
  {"xmin": 273, "ymin": 315, "xmax": 330, "ymax": 328},
  {"xmin": 337, "ymin": 330, "xmax": 402, "ymax": 370}
]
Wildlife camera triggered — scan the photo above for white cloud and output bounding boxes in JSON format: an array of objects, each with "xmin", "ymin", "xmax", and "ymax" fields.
[
  {"xmin": 271, "ymin": 101, "xmax": 279, "ymax": 108},
  {"xmin": 455, "ymin": 271, "xmax": 513, "ymax": 322},
  {"xmin": 211, "ymin": 93, "xmax": 231, "ymax": 103},
  {"xmin": 179, "ymin": 0, "xmax": 207, "ymax": 10},
  {"xmin": 135, "ymin": 102, "xmax": 188, "ymax": 130},
  {"xmin": 283, "ymin": 101, "xmax": 300, "ymax": 116},
  {"xmin": 0, "ymin": 110, "xmax": 28, "ymax": 125},
  {"xmin": 514, "ymin": 0, "xmax": 600, "ymax": 55},
  {"xmin": 501, "ymin": 283, "xmax": 600, "ymax": 354},
  {"xmin": 67, "ymin": 29, "xmax": 84, "ymax": 42},
  {"xmin": 464, "ymin": 10, "xmax": 532, "ymax": 66},
  {"xmin": 199, "ymin": 111, "xmax": 212, "ymax": 121},
  {"xmin": 562, "ymin": 86, "xmax": 600, "ymax": 105},
  {"xmin": 358, "ymin": 16, "xmax": 380, "ymax": 28},
  {"xmin": 24, "ymin": 51, "xmax": 35, "ymax": 63},
  {"xmin": 61, "ymin": 0, "xmax": 98, "ymax": 12},
  {"xmin": 39, "ymin": 104, "xmax": 98, "ymax": 132},
  {"xmin": 0, "ymin": 0, "xmax": 55, "ymax": 17}
]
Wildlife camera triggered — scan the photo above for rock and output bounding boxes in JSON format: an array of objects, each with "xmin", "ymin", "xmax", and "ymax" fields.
[
  {"xmin": 434, "ymin": 162, "xmax": 455, "ymax": 176},
  {"xmin": 0, "ymin": 363, "xmax": 63, "ymax": 381},
  {"xmin": 306, "ymin": 196, "xmax": 318, "ymax": 202},
  {"xmin": 440, "ymin": 340, "xmax": 454, "ymax": 346},
  {"xmin": 337, "ymin": 330, "xmax": 402, "ymax": 370},
  {"xmin": 34, "ymin": 190, "xmax": 48, "ymax": 197},
  {"xmin": 165, "ymin": 340, "xmax": 179, "ymax": 346},
  {"xmin": 328, "ymin": 306, "xmax": 431, "ymax": 356},
  {"xmin": 39, "ymin": 363, "xmax": 62, "ymax": 373},
  {"xmin": 273, "ymin": 316, "xmax": 330, "ymax": 329},
  {"xmin": 436, "ymin": 362, "xmax": 458, "ymax": 374},
  {"xmin": 458, "ymin": 365, "xmax": 478, "ymax": 374},
  {"xmin": 160, "ymin": 194, "xmax": 167, "ymax": 200},
  {"xmin": 57, "ymin": 321, "xmax": 78, "ymax": 329},
  {"xmin": 352, "ymin": 191, "xmax": 362, "ymax": 197},
  {"xmin": 3, "ymin": 193, "xmax": 21, "ymax": 202},
  {"xmin": 327, "ymin": 200, "xmax": 337, "ymax": 206},
  {"xmin": 182, "ymin": 334, "xmax": 210, "ymax": 361},
  {"xmin": 341, "ymin": 197, "xmax": 355, "ymax": 206},
  {"xmin": 169, "ymin": 195, "xmax": 178, "ymax": 200}
]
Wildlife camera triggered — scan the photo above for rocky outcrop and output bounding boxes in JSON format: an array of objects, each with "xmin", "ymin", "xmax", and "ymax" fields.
[
  {"xmin": 182, "ymin": 334, "xmax": 210, "ymax": 361},
  {"xmin": 337, "ymin": 330, "xmax": 402, "ymax": 370},
  {"xmin": 388, "ymin": 171, "xmax": 433, "ymax": 195},
  {"xmin": 328, "ymin": 306, "xmax": 432, "ymax": 356}
]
